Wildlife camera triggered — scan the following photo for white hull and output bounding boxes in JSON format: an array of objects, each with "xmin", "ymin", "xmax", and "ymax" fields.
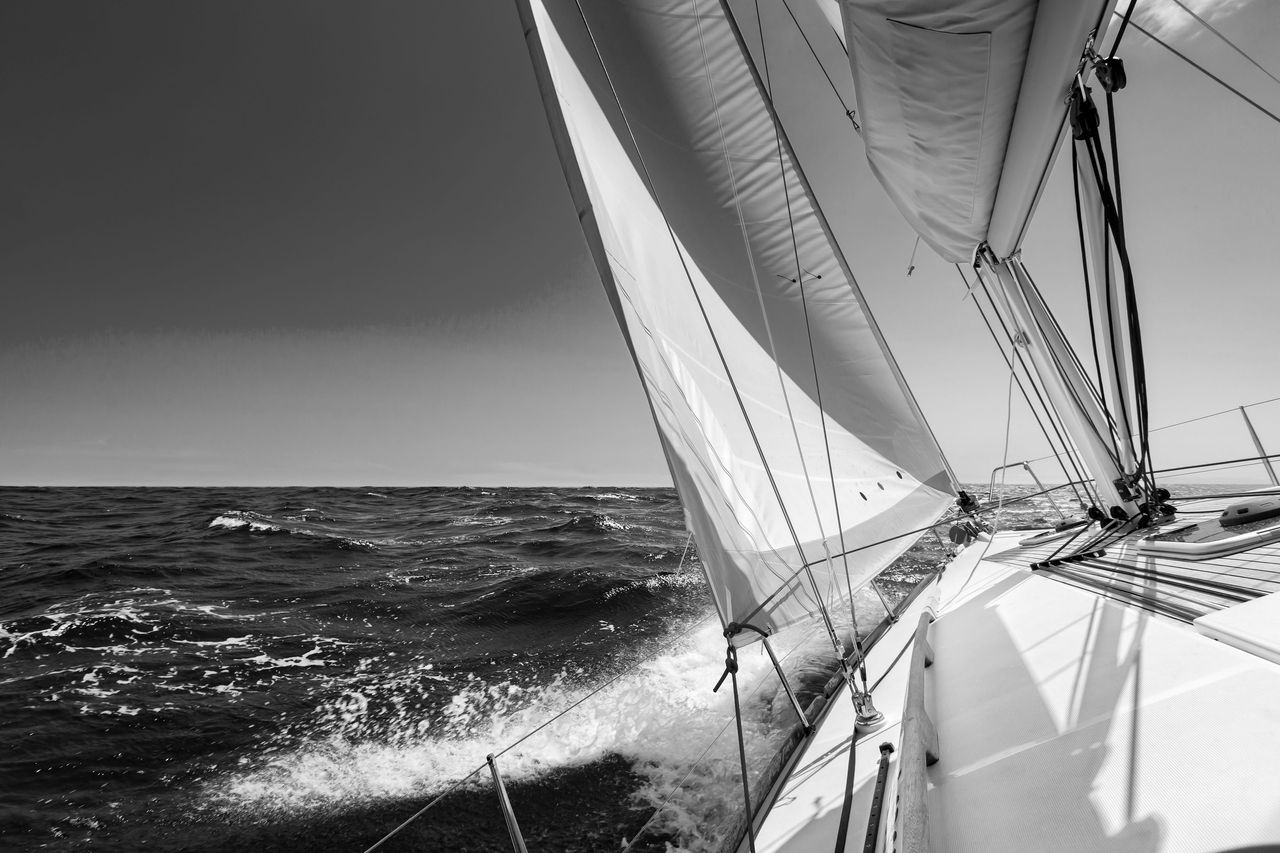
[{"xmin": 753, "ymin": 496, "xmax": 1280, "ymax": 853}]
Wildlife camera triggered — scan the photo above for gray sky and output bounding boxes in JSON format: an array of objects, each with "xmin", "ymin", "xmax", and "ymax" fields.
[{"xmin": 3, "ymin": 1, "xmax": 1279, "ymax": 486}]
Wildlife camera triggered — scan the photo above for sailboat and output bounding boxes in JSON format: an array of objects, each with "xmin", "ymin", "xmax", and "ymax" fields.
[{"xmin": 387, "ymin": 1, "xmax": 1280, "ymax": 850}]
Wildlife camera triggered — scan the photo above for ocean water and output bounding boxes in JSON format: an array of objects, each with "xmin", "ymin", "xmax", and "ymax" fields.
[{"xmin": 1, "ymin": 485, "xmax": 1068, "ymax": 852}]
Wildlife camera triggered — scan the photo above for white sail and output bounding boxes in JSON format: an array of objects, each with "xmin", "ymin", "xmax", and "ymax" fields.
[
  {"xmin": 519, "ymin": 0, "xmax": 954, "ymax": 639},
  {"xmin": 834, "ymin": 0, "xmax": 1119, "ymax": 262}
]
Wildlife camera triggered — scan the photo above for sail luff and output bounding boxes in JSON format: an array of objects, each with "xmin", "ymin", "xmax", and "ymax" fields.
[
  {"xmin": 513, "ymin": 0, "xmax": 734, "ymax": 630},
  {"xmin": 519, "ymin": 0, "xmax": 820, "ymax": 632}
]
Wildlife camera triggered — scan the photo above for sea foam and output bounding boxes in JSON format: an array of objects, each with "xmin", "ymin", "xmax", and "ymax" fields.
[{"xmin": 204, "ymin": 617, "xmax": 826, "ymax": 851}]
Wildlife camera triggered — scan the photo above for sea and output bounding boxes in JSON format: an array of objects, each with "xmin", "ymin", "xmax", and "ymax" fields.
[{"xmin": 0, "ymin": 484, "xmax": 1109, "ymax": 852}]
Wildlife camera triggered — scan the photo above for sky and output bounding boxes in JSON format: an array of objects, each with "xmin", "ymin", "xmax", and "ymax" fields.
[{"xmin": 2, "ymin": 1, "xmax": 1279, "ymax": 486}]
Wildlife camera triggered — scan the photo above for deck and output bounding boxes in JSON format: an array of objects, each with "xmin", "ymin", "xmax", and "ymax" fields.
[{"xmin": 748, "ymin": 499, "xmax": 1280, "ymax": 853}]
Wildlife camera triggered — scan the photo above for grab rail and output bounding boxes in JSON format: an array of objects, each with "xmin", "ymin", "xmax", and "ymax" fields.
[
  {"xmin": 988, "ymin": 461, "xmax": 1068, "ymax": 519},
  {"xmin": 895, "ymin": 611, "xmax": 939, "ymax": 853}
]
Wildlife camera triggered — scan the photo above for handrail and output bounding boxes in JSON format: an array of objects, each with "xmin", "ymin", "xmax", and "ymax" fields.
[
  {"xmin": 895, "ymin": 611, "xmax": 939, "ymax": 853},
  {"xmin": 988, "ymin": 460, "xmax": 1069, "ymax": 519}
]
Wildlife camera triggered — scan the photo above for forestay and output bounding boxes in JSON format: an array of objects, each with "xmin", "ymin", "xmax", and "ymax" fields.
[{"xmin": 520, "ymin": 0, "xmax": 953, "ymax": 639}]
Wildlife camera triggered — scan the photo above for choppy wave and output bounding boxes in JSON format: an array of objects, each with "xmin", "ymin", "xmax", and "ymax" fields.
[
  {"xmin": 203, "ymin": 618, "xmax": 818, "ymax": 851},
  {"xmin": 547, "ymin": 512, "xmax": 631, "ymax": 534},
  {"xmin": 209, "ymin": 510, "xmax": 379, "ymax": 549},
  {"xmin": 4, "ymin": 483, "xmax": 1053, "ymax": 852}
]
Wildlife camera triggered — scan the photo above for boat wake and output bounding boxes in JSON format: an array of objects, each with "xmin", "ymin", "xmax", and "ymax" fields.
[{"xmin": 203, "ymin": 619, "xmax": 825, "ymax": 851}]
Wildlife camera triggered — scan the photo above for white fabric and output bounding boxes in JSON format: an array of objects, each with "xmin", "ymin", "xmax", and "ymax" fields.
[
  {"xmin": 527, "ymin": 0, "xmax": 953, "ymax": 636},
  {"xmin": 836, "ymin": 0, "xmax": 1116, "ymax": 262}
]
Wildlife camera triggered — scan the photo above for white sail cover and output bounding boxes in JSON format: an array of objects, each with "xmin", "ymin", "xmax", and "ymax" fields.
[
  {"xmin": 519, "ymin": 0, "xmax": 954, "ymax": 638},
  {"xmin": 835, "ymin": 0, "xmax": 1118, "ymax": 262}
]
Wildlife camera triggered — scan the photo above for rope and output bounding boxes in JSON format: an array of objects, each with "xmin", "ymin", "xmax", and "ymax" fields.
[
  {"xmin": 750, "ymin": 0, "xmax": 865, "ymax": 651},
  {"xmin": 777, "ymin": 0, "xmax": 859, "ymax": 130},
  {"xmin": 813, "ymin": 477, "xmax": 1095, "ymax": 568},
  {"xmin": 974, "ymin": 260, "xmax": 1105, "ymax": 497},
  {"xmin": 360, "ymin": 765, "xmax": 487, "ymax": 853},
  {"xmin": 1156, "ymin": 450, "xmax": 1280, "ymax": 476},
  {"xmin": 963, "ymin": 336, "xmax": 1022, "ymax": 571},
  {"xmin": 746, "ymin": 0, "xmax": 844, "ymax": 615},
  {"xmin": 955, "ymin": 265, "xmax": 1091, "ymax": 505},
  {"xmin": 570, "ymin": 0, "xmax": 819, "ymax": 620},
  {"xmin": 1022, "ymin": 395, "xmax": 1280, "ymax": 468},
  {"xmin": 1072, "ymin": 144, "xmax": 1124, "ymax": 469},
  {"xmin": 1008, "ymin": 257, "xmax": 1128, "ymax": 483},
  {"xmin": 622, "ymin": 618, "xmax": 824, "ymax": 851},
  {"xmin": 1107, "ymin": 0, "xmax": 1139, "ymax": 59},
  {"xmin": 1073, "ymin": 82, "xmax": 1156, "ymax": 497}
]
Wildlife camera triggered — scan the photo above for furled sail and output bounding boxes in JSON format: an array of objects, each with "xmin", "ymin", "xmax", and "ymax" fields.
[
  {"xmin": 832, "ymin": 0, "xmax": 1119, "ymax": 262},
  {"xmin": 518, "ymin": 0, "xmax": 954, "ymax": 639}
]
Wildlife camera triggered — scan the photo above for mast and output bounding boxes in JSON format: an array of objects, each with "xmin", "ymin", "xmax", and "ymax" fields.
[
  {"xmin": 975, "ymin": 249, "xmax": 1137, "ymax": 514},
  {"xmin": 827, "ymin": 0, "xmax": 1140, "ymax": 515}
]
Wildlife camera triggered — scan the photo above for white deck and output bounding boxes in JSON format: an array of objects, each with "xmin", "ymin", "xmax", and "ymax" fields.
[{"xmin": 750, "ymin": 528, "xmax": 1280, "ymax": 853}]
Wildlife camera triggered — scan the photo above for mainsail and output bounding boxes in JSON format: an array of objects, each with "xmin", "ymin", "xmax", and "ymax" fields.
[
  {"xmin": 830, "ymin": 0, "xmax": 1120, "ymax": 262},
  {"xmin": 518, "ymin": 0, "xmax": 954, "ymax": 639}
]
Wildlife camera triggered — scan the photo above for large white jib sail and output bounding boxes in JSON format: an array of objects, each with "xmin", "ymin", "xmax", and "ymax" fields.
[{"xmin": 518, "ymin": 0, "xmax": 955, "ymax": 639}]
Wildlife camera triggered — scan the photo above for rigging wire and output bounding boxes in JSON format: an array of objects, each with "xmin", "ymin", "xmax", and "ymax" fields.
[
  {"xmin": 777, "ymin": 0, "xmax": 860, "ymax": 130},
  {"xmin": 1126, "ymin": 21, "xmax": 1280, "ymax": 127},
  {"xmin": 750, "ymin": 0, "xmax": 868, "ymax": 661},
  {"xmin": 1105, "ymin": 86, "xmax": 1156, "ymax": 495},
  {"xmin": 1020, "ymin": 395, "xmax": 1280, "ymax": 468},
  {"xmin": 1166, "ymin": 0, "xmax": 1280, "ymax": 89},
  {"xmin": 361, "ymin": 609, "xmax": 717, "ymax": 853},
  {"xmin": 1008, "ymin": 257, "xmax": 1129, "ymax": 478},
  {"xmin": 972, "ymin": 262, "xmax": 1110, "ymax": 504},
  {"xmin": 955, "ymin": 265, "xmax": 1091, "ymax": 506},
  {"xmin": 568, "ymin": 0, "xmax": 821, "ymax": 621},
  {"xmin": 686, "ymin": 0, "xmax": 846, "ymax": 653},
  {"xmin": 1071, "ymin": 143, "xmax": 1124, "ymax": 469},
  {"xmin": 1075, "ymin": 90, "xmax": 1156, "ymax": 497},
  {"xmin": 1108, "ymin": 0, "xmax": 1140, "ymax": 59},
  {"xmin": 621, "ymin": 618, "xmax": 826, "ymax": 851}
]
